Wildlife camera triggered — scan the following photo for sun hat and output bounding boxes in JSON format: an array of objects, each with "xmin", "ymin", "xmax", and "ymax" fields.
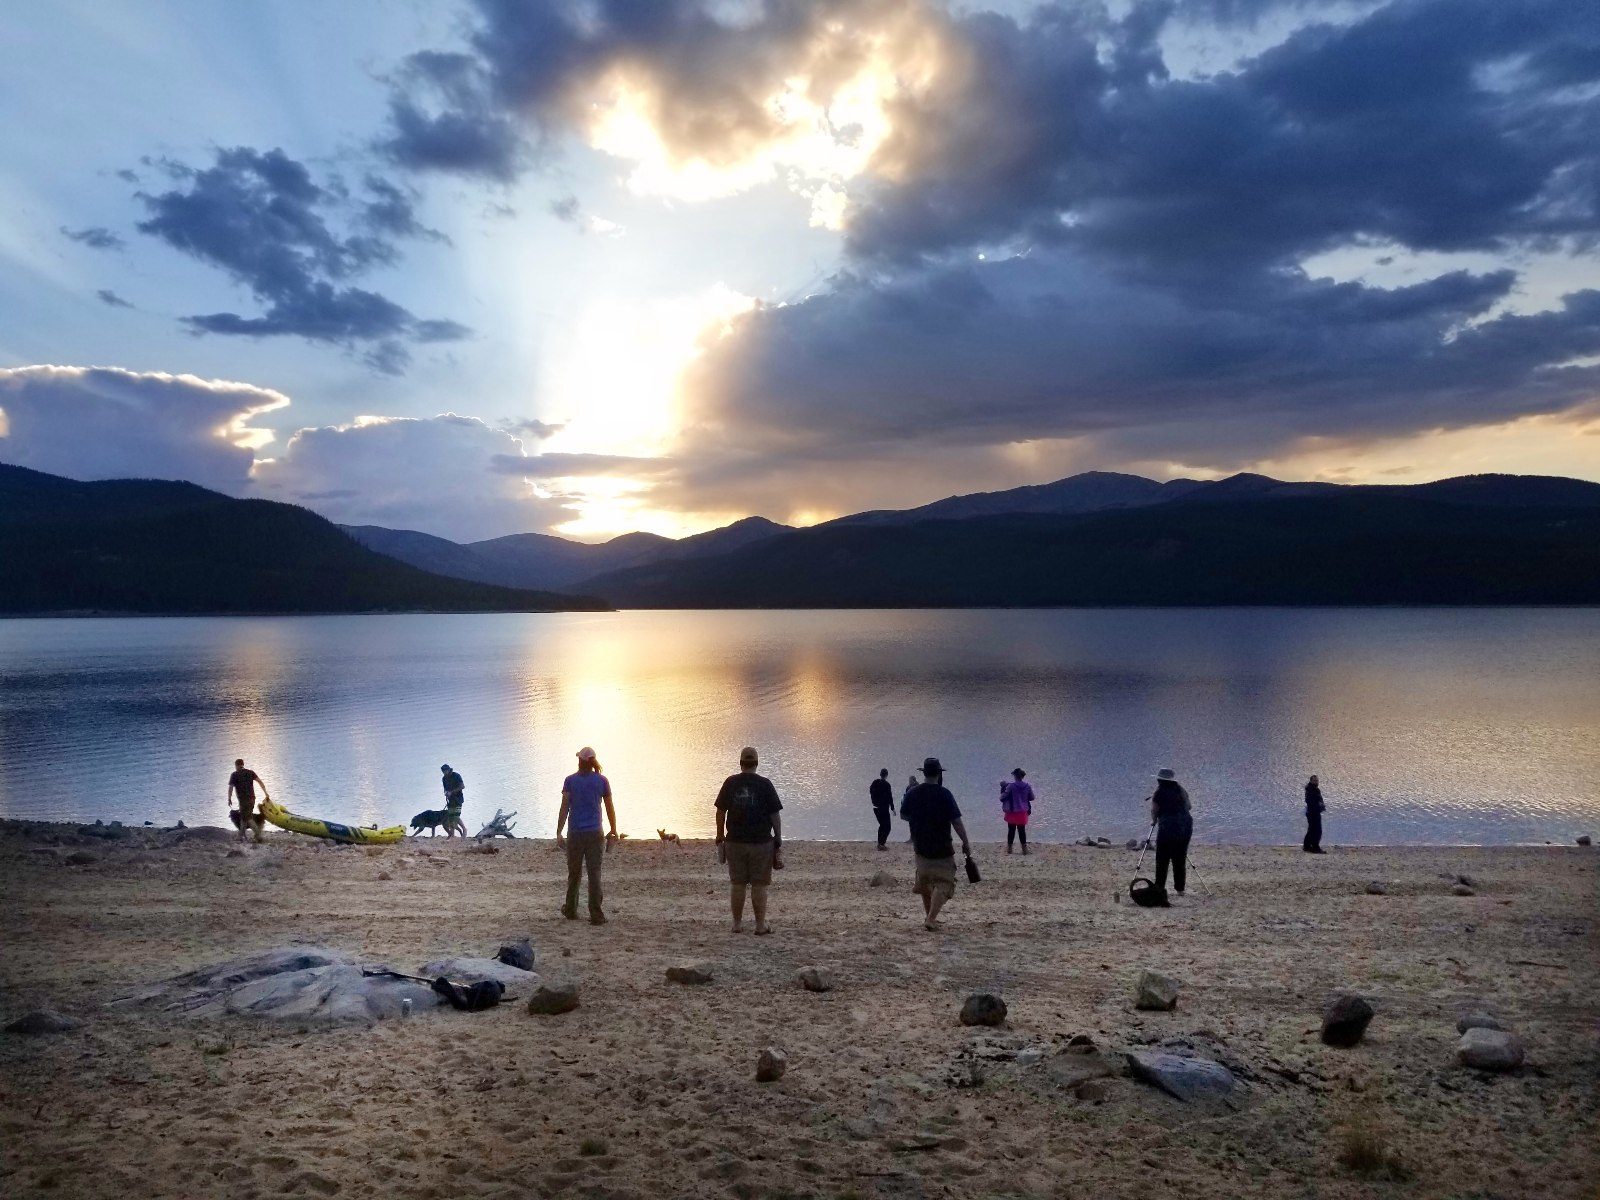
[
  {"xmin": 1155, "ymin": 768, "xmax": 1177, "ymax": 781},
  {"xmin": 921, "ymin": 756, "xmax": 944, "ymax": 775}
]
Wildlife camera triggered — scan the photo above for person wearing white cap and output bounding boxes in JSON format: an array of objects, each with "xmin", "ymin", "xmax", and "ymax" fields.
[
  {"xmin": 1148, "ymin": 768, "xmax": 1193, "ymax": 896},
  {"xmin": 556, "ymin": 747, "xmax": 617, "ymax": 924}
]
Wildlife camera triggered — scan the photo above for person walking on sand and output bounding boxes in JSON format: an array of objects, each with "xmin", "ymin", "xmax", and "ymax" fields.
[
  {"xmin": 556, "ymin": 747, "xmax": 617, "ymax": 924},
  {"xmin": 870, "ymin": 768, "xmax": 895, "ymax": 851},
  {"xmin": 901, "ymin": 757, "xmax": 972, "ymax": 931},
  {"xmin": 1001, "ymin": 767, "xmax": 1034, "ymax": 854},
  {"xmin": 1149, "ymin": 768, "xmax": 1193, "ymax": 896},
  {"xmin": 1303, "ymin": 774, "xmax": 1326, "ymax": 854},
  {"xmin": 440, "ymin": 763, "xmax": 467, "ymax": 837},
  {"xmin": 227, "ymin": 758, "xmax": 269, "ymax": 843},
  {"xmin": 715, "ymin": 746, "xmax": 784, "ymax": 934}
]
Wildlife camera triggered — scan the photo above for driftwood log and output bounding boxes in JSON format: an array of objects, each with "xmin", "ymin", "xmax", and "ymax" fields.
[{"xmin": 475, "ymin": 808, "xmax": 518, "ymax": 840}]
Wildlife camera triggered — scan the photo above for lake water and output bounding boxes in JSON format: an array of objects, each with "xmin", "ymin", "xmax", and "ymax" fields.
[{"xmin": 1, "ymin": 610, "xmax": 1596, "ymax": 845}]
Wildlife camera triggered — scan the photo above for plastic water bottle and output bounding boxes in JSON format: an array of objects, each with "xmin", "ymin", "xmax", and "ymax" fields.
[{"xmin": 401, "ymin": 998, "xmax": 412, "ymax": 1018}]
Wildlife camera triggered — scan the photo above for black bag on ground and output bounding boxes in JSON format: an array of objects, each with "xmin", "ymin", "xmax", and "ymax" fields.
[
  {"xmin": 964, "ymin": 853, "xmax": 981, "ymax": 884},
  {"xmin": 431, "ymin": 976, "xmax": 506, "ymax": 1011},
  {"xmin": 1128, "ymin": 877, "xmax": 1169, "ymax": 908}
]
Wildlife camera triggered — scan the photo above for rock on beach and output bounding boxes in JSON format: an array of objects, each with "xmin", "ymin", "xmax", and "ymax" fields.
[
  {"xmin": 959, "ymin": 993, "xmax": 1007, "ymax": 1027},
  {"xmin": 1134, "ymin": 970, "xmax": 1180, "ymax": 1011},
  {"xmin": 1458, "ymin": 1028, "xmax": 1524, "ymax": 1072},
  {"xmin": 1320, "ymin": 992, "xmax": 1375, "ymax": 1047}
]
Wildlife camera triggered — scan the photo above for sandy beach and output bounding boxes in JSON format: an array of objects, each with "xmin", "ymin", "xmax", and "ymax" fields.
[{"xmin": 2, "ymin": 823, "xmax": 1596, "ymax": 1200}]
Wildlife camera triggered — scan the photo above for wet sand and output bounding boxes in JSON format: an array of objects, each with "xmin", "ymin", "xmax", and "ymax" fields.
[{"xmin": 2, "ymin": 824, "xmax": 1597, "ymax": 1199}]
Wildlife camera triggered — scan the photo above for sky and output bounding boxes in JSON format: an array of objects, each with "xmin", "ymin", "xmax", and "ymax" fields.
[{"xmin": 1, "ymin": 0, "xmax": 1597, "ymax": 543}]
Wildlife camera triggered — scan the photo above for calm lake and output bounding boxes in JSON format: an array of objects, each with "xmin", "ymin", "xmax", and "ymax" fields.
[{"xmin": 1, "ymin": 610, "xmax": 1596, "ymax": 845}]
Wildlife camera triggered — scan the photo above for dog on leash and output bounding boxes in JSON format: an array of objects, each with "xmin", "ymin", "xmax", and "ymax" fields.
[
  {"xmin": 656, "ymin": 828, "xmax": 682, "ymax": 846},
  {"xmin": 411, "ymin": 807, "xmax": 468, "ymax": 837},
  {"xmin": 229, "ymin": 808, "xmax": 266, "ymax": 842}
]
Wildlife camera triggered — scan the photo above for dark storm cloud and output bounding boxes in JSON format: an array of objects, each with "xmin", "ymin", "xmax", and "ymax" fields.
[
  {"xmin": 95, "ymin": 288, "xmax": 133, "ymax": 308},
  {"xmin": 61, "ymin": 225, "xmax": 124, "ymax": 251},
  {"xmin": 380, "ymin": 50, "xmax": 527, "ymax": 181},
  {"xmin": 133, "ymin": 147, "xmax": 468, "ymax": 374}
]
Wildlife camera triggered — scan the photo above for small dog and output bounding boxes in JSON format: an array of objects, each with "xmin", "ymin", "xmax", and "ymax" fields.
[
  {"xmin": 229, "ymin": 808, "xmax": 266, "ymax": 841},
  {"xmin": 410, "ymin": 807, "xmax": 467, "ymax": 837},
  {"xmin": 656, "ymin": 828, "xmax": 682, "ymax": 846}
]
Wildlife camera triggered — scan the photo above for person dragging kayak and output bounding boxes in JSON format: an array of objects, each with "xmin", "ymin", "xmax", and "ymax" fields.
[
  {"xmin": 715, "ymin": 746, "xmax": 784, "ymax": 934},
  {"xmin": 870, "ymin": 768, "xmax": 895, "ymax": 850},
  {"xmin": 556, "ymin": 747, "xmax": 617, "ymax": 924},
  {"xmin": 227, "ymin": 758, "xmax": 269, "ymax": 843},
  {"xmin": 1001, "ymin": 767, "xmax": 1034, "ymax": 854},
  {"xmin": 1149, "ymin": 768, "xmax": 1193, "ymax": 896},
  {"xmin": 901, "ymin": 757, "xmax": 972, "ymax": 931}
]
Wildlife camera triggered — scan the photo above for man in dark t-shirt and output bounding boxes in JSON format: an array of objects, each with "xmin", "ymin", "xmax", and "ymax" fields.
[
  {"xmin": 227, "ymin": 758, "xmax": 269, "ymax": 843},
  {"xmin": 900, "ymin": 756, "xmax": 971, "ymax": 931},
  {"xmin": 869, "ymin": 768, "xmax": 894, "ymax": 850},
  {"xmin": 714, "ymin": 746, "xmax": 784, "ymax": 934}
]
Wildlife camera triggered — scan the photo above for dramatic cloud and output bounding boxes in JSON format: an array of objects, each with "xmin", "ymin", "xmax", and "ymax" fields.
[
  {"xmin": 253, "ymin": 413, "xmax": 574, "ymax": 540},
  {"xmin": 489, "ymin": 451, "xmax": 676, "ymax": 479},
  {"xmin": 0, "ymin": 365, "xmax": 286, "ymax": 492},
  {"xmin": 60, "ymin": 225, "xmax": 125, "ymax": 251},
  {"xmin": 134, "ymin": 147, "xmax": 468, "ymax": 373}
]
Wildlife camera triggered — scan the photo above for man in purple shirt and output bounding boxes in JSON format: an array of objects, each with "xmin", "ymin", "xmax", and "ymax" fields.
[{"xmin": 556, "ymin": 746, "xmax": 618, "ymax": 924}]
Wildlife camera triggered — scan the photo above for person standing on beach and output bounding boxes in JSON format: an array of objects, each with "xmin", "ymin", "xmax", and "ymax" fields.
[
  {"xmin": 226, "ymin": 758, "xmax": 268, "ymax": 843},
  {"xmin": 1149, "ymin": 768, "xmax": 1193, "ymax": 896},
  {"xmin": 1001, "ymin": 767, "xmax": 1034, "ymax": 854},
  {"xmin": 440, "ymin": 763, "xmax": 466, "ymax": 837},
  {"xmin": 901, "ymin": 757, "xmax": 973, "ymax": 931},
  {"xmin": 556, "ymin": 747, "xmax": 617, "ymax": 924},
  {"xmin": 715, "ymin": 746, "xmax": 783, "ymax": 934},
  {"xmin": 1303, "ymin": 775, "xmax": 1326, "ymax": 853},
  {"xmin": 870, "ymin": 768, "xmax": 895, "ymax": 851}
]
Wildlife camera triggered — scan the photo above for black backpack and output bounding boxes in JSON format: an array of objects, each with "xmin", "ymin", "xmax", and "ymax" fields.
[
  {"xmin": 1129, "ymin": 877, "xmax": 1170, "ymax": 908},
  {"xmin": 431, "ymin": 976, "xmax": 506, "ymax": 1011}
]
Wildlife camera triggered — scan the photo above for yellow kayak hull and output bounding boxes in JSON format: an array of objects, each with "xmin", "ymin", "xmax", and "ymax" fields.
[{"xmin": 258, "ymin": 799, "xmax": 406, "ymax": 845}]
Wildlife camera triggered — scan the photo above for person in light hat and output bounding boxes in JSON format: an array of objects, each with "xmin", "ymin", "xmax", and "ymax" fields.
[
  {"xmin": 1148, "ymin": 768, "xmax": 1193, "ymax": 896},
  {"xmin": 556, "ymin": 747, "xmax": 617, "ymax": 924}
]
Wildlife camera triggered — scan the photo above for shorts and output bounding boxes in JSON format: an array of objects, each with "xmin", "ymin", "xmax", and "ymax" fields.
[
  {"xmin": 913, "ymin": 855, "xmax": 957, "ymax": 901},
  {"xmin": 725, "ymin": 839, "xmax": 774, "ymax": 886}
]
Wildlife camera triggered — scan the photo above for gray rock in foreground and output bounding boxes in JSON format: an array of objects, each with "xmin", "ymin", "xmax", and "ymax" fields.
[
  {"xmin": 527, "ymin": 982, "xmax": 579, "ymax": 1015},
  {"xmin": 666, "ymin": 963, "xmax": 714, "ymax": 985},
  {"xmin": 419, "ymin": 956, "xmax": 535, "ymax": 988},
  {"xmin": 1456, "ymin": 1010, "xmax": 1507, "ymax": 1034},
  {"xmin": 796, "ymin": 966, "xmax": 834, "ymax": 992},
  {"xmin": 113, "ymin": 946, "xmax": 440, "ymax": 1024},
  {"xmin": 1135, "ymin": 970, "xmax": 1180, "ymax": 1011},
  {"xmin": 5, "ymin": 1009, "xmax": 82, "ymax": 1036},
  {"xmin": 756, "ymin": 1046, "xmax": 788, "ymax": 1082},
  {"xmin": 1320, "ymin": 992, "xmax": 1375, "ymax": 1047},
  {"xmin": 496, "ymin": 938, "xmax": 535, "ymax": 971},
  {"xmin": 1458, "ymin": 1028, "xmax": 1525, "ymax": 1072},
  {"xmin": 1126, "ymin": 1049, "xmax": 1242, "ymax": 1108},
  {"xmin": 959, "ymin": 992, "xmax": 1007, "ymax": 1027},
  {"xmin": 1365, "ymin": 881, "xmax": 1387, "ymax": 895}
]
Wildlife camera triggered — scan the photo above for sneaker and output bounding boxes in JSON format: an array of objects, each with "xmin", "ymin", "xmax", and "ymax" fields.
[{"xmin": 589, "ymin": 911, "xmax": 607, "ymax": 925}]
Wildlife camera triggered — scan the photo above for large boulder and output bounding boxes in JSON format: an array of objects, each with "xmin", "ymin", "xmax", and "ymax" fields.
[
  {"xmin": 796, "ymin": 966, "xmax": 834, "ymax": 993},
  {"xmin": 420, "ymin": 956, "xmax": 535, "ymax": 988},
  {"xmin": 666, "ymin": 963, "xmax": 715, "ymax": 985},
  {"xmin": 1456, "ymin": 1010, "xmax": 1507, "ymax": 1034},
  {"xmin": 527, "ymin": 982, "xmax": 580, "ymax": 1015},
  {"xmin": 1320, "ymin": 993, "xmax": 1375, "ymax": 1047},
  {"xmin": 4, "ymin": 1010, "xmax": 82, "ymax": 1036},
  {"xmin": 112, "ymin": 946, "xmax": 440, "ymax": 1024},
  {"xmin": 1458, "ymin": 1028, "xmax": 1525, "ymax": 1072},
  {"xmin": 1125, "ymin": 1049, "xmax": 1243, "ymax": 1109},
  {"xmin": 1135, "ymin": 970, "xmax": 1180, "ymax": 1012},
  {"xmin": 756, "ymin": 1046, "xmax": 788, "ymax": 1082},
  {"xmin": 959, "ymin": 993, "xmax": 1008, "ymax": 1027}
]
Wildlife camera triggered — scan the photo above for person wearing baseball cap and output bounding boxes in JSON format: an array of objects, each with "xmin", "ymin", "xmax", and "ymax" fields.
[
  {"xmin": 714, "ymin": 745, "xmax": 784, "ymax": 934},
  {"xmin": 556, "ymin": 747, "xmax": 617, "ymax": 924},
  {"xmin": 900, "ymin": 757, "xmax": 972, "ymax": 931}
]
